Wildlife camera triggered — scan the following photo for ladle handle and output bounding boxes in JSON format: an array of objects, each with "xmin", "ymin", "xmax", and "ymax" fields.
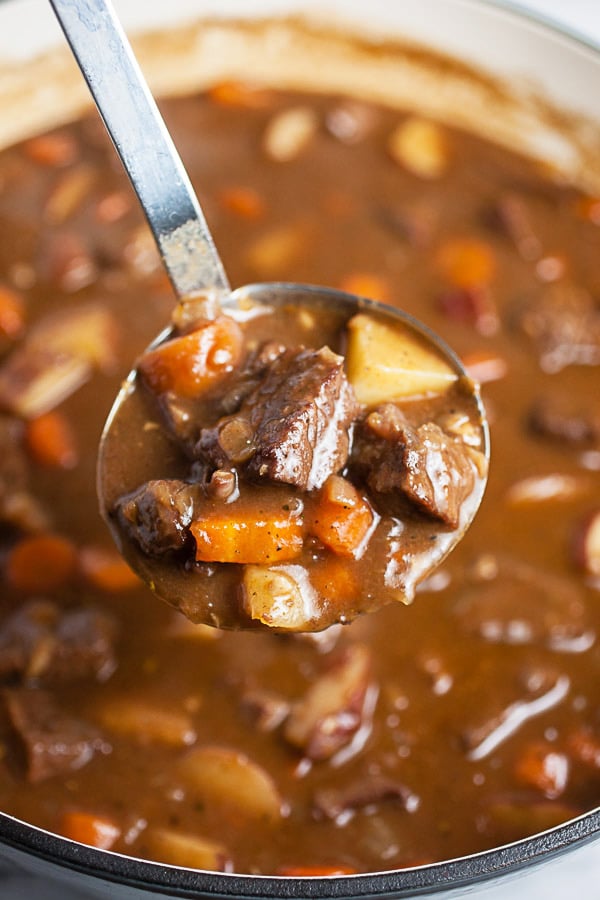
[{"xmin": 48, "ymin": 0, "xmax": 230, "ymax": 298}]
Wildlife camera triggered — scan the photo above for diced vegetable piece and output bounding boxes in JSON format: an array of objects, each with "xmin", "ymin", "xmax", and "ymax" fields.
[
  {"xmin": 243, "ymin": 565, "xmax": 315, "ymax": 630},
  {"xmin": 143, "ymin": 827, "xmax": 231, "ymax": 871},
  {"xmin": 149, "ymin": 827, "xmax": 226, "ymax": 868},
  {"xmin": 0, "ymin": 284, "xmax": 25, "ymax": 339},
  {"xmin": 27, "ymin": 303, "xmax": 118, "ymax": 372},
  {"xmin": 23, "ymin": 132, "xmax": 79, "ymax": 167},
  {"xmin": 44, "ymin": 165, "xmax": 96, "ymax": 224},
  {"xmin": 263, "ymin": 106, "xmax": 318, "ymax": 161},
  {"xmin": 79, "ymin": 545, "xmax": 141, "ymax": 592},
  {"xmin": 59, "ymin": 810, "xmax": 120, "ymax": 850},
  {"xmin": 284, "ymin": 644, "xmax": 372, "ymax": 760},
  {"xmin": 435, "ymin": 237, "xmax": 496, "ymax": 288},
  {"xmin": 572, "ymin": 509, "xmax": 600, "ymax": 577},
  {"xmin": 218, "ymin": 186, "xmax": 266, "ymax": 220},
  {"xmin": 505, "ymin": 474, "xmax": 588, "ymax": 507},
  {"xmin": 462, "ymin": 349, "xmax": 508, "ymax": 384},
  {"xmin": 178, "ymin": 745, "xmax": 286, "ymax": 822},
  {"xmin": 339, "ymin": 272, "xmax": 391, "ymax": 303},
  {"xmin": 96, "ymin": 698, "xmax": 197, "ymax": 747},
  {"xmin": 191, "ymin": 506, "xmax": 303, "ymax": 564},
  {"xmin": 244, "ymin": 224, "xmax": 308, "ymax": 277},
  {"xmin": 388, "ymin": 117, "xmax": 448, "ymax": 179},
  {"xmin": 25, "ymin": 411, "xmax": 78, "ymax": 469},
  {"xmin": 308, "ymin": 475, "xmax": 375, "ymax": 558},
  {"xmin": 6, "ymin": 534, "xmax": 78, "ymax": 593},
  {"xmin": 208, "ymin": 81, "xmax": 272, "ymax": 108},
  {"xmin": 138, "ymin": 316, "xmax": 243, "ymax": 399},
  {"xmin": 567, "ymin": 729, "xmax": 600, "ymax": 768},
  {"xmin": 514, "ymin": 742, "xmax": 569, "ymax": 798},
  {"xmin": 346, "ymin": 313, "xmax": 457, "ymax": 404}
]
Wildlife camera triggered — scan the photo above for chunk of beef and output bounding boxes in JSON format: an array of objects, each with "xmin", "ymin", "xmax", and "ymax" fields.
[
  {"xmin": 528, "ymin": 393, "xmax": 600, "ymax": 447},
  {"xmin": 353, "ymin": 403, "xmax": 477, "ymax": 528},
  {"xmin": 283, "ymin": 644, "xmax": 374, "ymax": 761},
  {"xmin": 115, "ymin": 479, "xmax": 202, "ymax": 556},
  {"xmin": 313, "ymin": 774, "xmax": 419, "ymax": 820},
  {"xmin": 199, "ymin": 346, "xmax": 359, "ymax": 491},
  {"xmin": 0, "ymin": 415, "xmax": 48, "ymax": 532},
  {"xmin": 512, "ymin": 281, "xmax": 600, "ymax": 372},
  {"xmin": 0, "ymin": 599, "xmax": 118, "ymax": 684},
  {"xmin": 239, "ymin": 688, "xmax": 290, "ymax": 733},
  {"xmin": 3, "ymin": 688, "xmax": 107, "ymax": 783},
  {"xmin": 487, "ymin": 191, "xmax": 542, "ymax": 260}
]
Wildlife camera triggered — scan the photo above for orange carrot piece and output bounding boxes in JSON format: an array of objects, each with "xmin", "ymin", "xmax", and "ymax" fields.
[
  {"xmin": 575, "ymin": 195, "xmax": 600, "ymax": 225},
  {"xmin": 79, "ymin": 545, "xmax": 141, "ymax": 592},
  {"xmin": 308, "ymin": 475, "xmax": 374, "ymax": 558},
  {"xmin": 277, "ymin": 865, "xmax": 357, "ymax": 877},
  {"xmin": 0, "ymin": 284, "xmax": 25, "ymax": 339},
  {"xmin": 138, "ymin": 316, "xmax": 244, "ymax": 398},
  {"xmin": 435, "ymin": 237, "xmax": 496, "ymax": 288},
  {"xmin": 191, "ymin": 508, "xmax": 303, "ymax": 564},
  {"xmin": 25, "ymin": 411, "xmax": 79, "ymax": 469},
  {"xmin": 339, "ymin": 272, "xmax": 390, "ymax": 303},
  {"xmin": 219, "ymin": 186, "xmax": 266, "ymax": 220},
  {"xmin": 22, "ymin": 132, "xmax": 79, "ymax": 167},
  {"xmin": 208, "ymin": 81, "xmax": 272, "ymax": 108},
  {"xmin": 310, "ymin": 555, "xmax": 359, "ymax": 604},
  {"xmin": 59, "ymin": 810, "xmax": 120, "ymax": 850},
  {"xmin": 6, "ymin": 534, "xmax": 78, "ymax": 593}
]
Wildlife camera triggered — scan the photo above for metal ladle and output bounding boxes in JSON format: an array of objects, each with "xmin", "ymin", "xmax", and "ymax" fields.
[{"xmin": 49, "ymin": 0, "xmax": 489, "ymax": 631}]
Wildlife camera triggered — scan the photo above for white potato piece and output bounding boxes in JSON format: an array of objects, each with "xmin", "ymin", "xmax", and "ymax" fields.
[
  {"xmin": 346, "ymin": 313, "xmax": 458, "ymax": 404},
  {"xmin": 179, "ymin": 745, "xmax": 286, "ymax": 823},
  {"xmin": 96, "ymin": 698, "xmax": 197, "ymax": 748},
  {"xmin": 243, "ymin": 564, "xmax": 316, "ymax": 631},
  {"xmin": 144, "ymin": 827, "xmax": 230, "ymax": 871}
]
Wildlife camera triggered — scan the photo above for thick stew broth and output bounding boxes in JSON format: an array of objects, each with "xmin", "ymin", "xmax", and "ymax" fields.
[{"xmin": 0, "ymin": 79, "xmax": 599, "ymax": 874}]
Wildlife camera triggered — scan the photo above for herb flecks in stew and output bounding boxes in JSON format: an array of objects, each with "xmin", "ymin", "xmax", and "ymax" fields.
[
  {"xmin": 105, "ymin": 301, "xmax": 486, "ymax": 632},
  {"xmin": 0, "ymin": 75, "xmax": 599, "ymax": 875}
]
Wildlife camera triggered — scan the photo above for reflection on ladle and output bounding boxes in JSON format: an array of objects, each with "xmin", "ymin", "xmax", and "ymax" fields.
[{"xmin": 49, "ymin": 0, "xmax": 489, "ymax": 631}]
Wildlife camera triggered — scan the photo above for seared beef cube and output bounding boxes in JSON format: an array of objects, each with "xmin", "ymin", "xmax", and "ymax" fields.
[
  {"xmin": 200, "ymin": 346, "xmax": 359, "ymax": 491},
  {"xmin": 313, "ymin": 774, "xmax": 418, "ymax": 820},
  {"xmin": 0, "ymin": 415, "xmax": 48, "ymax": 532},
  {"xmin": 528, "ymin": 394, "xmax": 600, "ymax": 447},
  {"xmin": 513, "ymin": 281, "xmax": 600, "ymax": 372},
  {"xmin": 115, "ymin": 479, "xmax": 201, "ymax": 556},
  {"xmin": 0, "ymin": 600, "xmax": 117, "ymax": 684},
  {"xmin": 3, "ymin": 688, "xmax": 106, "ymax": 783},
  {"xmin": 354, "ymin": 403, "xmax": 476, "ymax": 528}
]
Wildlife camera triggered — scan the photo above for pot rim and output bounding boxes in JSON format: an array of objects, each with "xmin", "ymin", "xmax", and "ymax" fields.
[{"xmin": 0, "ymin": 0, "xmax": 599, "ymax": 894}]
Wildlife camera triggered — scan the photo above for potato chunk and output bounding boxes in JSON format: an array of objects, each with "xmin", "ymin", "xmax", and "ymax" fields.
[
  {"xmin": 346, "ymin": 314, "xmax": 458, "ymax": 405},
  {"xmin": 144, "ymin": 827, "xmax": 230, "ymax": 871},
  {"xmin": 178, "ymin": 745, "xmax": 286, "ymax": 822},
  {"xmin": 243, "ymin": 564, "xmax": 316, "ymax": 630}
]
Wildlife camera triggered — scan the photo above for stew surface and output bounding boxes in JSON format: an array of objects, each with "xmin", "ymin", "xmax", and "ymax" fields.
[{"xmin": 0, "ymin": 75, "xmax": 599, "ymax": 874}]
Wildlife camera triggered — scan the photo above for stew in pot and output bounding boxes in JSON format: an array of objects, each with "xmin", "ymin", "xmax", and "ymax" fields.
[{"xmin": 0, "ymin": 67, "xmax": 598, "ymax": 874}]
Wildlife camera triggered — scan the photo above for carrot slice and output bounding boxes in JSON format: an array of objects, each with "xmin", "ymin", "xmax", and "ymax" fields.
[
  {"xmin": 59, "ymin": 811, "xmax": 120, "ymax": 850},
  {"xmin": 79, "ymin": 545, "xmax": 141, "ymax": 592},
  {"xmin": 138, "ymin": 316, "xmax": 243, "ymax": 398},
  {"xmin": 219, "ymin": 186, "xmax": 266, "ymax": 220},
  {"xmin": 435, "ymin": 237, "xmax": 496, "ymax": 288},
  {"xmin": 339, "ymin": 272, "xmax": 390, "ymax": 303},
  {"xmin": 22, "ymin": 132, "xmax": 79, "ymax": 167},
  {"xmin": 25, "ymin": 411, "xmax": 78, "ymax": 469},
  {"xmin": 308, "ymin": 476, "xmax": 375, "ymax": 558},
  {"xmin": 208, "ymin": 81, "xmax": 272, "ymax": 108},
  {"xmin": 0, "ymin": 284, "xmax": 25, "ymax": 339},
  {"xmin": 191, "ymin": 507, "xmax": 303, "ymax": 564},
  {"xmin": 310, "ymin": 555, "xmax": 359, "ymax": 604},
  {"xmin": 6, "ymin": 534, "xmax": 78, "ymax": 593}
]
